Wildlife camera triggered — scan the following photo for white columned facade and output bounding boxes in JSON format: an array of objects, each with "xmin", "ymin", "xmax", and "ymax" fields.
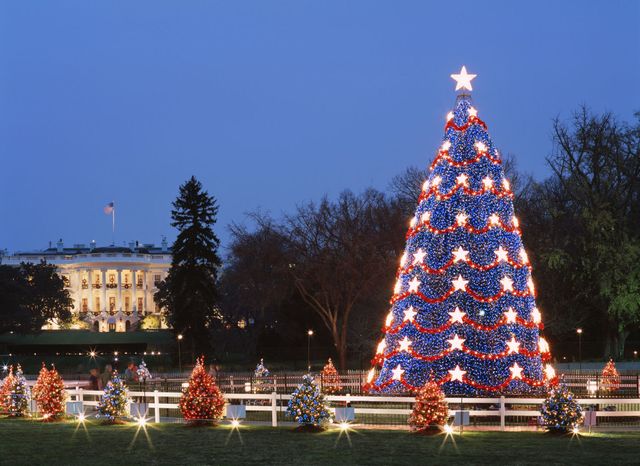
[
  {"xmin": 101, "ymin": 269, "xmax": 107, "ymax": 312},
  {"xmin": 87, "ymin": 269, "xmax": 93, "ymax": 312},
  {"xmin": 132, "ymin": 269, "xmax": 138, "ymax": 313},
  {"xmin": 117, "ymin": 269, "xmax": 122, "ymax": 312}
]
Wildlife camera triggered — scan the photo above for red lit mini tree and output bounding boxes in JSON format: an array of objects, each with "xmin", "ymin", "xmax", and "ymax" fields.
[
  {"xmin": 180, "ymin": 356, "xmax": 225, "ymax": 424},
  {"xmin": 33, "ymin": 364, "xmax": 67, "ymax": 420},
  {"xmin": 0, "ymin": 367, "xmax": 16, "ymax": 414},
  {"xmin": 320, "ymin": 358, "xmax": 342, "ymax": 394},
  {"xmin": 408, "ymin": 379, "xmax": 449, "ymax": 433},
  {"xmin": 600, "ymin": 359, "xmax": 620, "ymax": 392}
]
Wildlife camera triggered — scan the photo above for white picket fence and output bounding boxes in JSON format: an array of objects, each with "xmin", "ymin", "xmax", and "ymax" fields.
[{"xmin": 65, "ymin": 388, "xmax": 640, "ymax": 430}]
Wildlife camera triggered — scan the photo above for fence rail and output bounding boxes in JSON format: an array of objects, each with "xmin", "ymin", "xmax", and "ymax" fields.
[{"xmin": 64, "ymin": 387, "xmax": 640, "ymax": 430}]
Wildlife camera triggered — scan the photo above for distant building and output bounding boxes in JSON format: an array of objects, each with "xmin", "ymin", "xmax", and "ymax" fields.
[{"xmin": 2, "ymin": 238, "xmax": 171, "ymax": 332}]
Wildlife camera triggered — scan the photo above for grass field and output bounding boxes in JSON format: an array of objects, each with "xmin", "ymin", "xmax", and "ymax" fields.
[{"xmin": 0, "ymin": 418, "xmax": 638, "ymax": 465}]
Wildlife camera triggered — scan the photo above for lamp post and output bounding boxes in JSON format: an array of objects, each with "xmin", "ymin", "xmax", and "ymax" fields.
[
  {"xmin": 177, "ymin": 334, "xmax": 183, "ymax": 374},
  {"xmin": 576, "ymin": 328, "xmax": 583, "ymax": 372},
  {"xmin": 307, "ymin": 330, "xmax": 314, "ymax": 373}
]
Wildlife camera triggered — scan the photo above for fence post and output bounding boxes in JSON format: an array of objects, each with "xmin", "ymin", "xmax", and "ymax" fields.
[
  {"xmin": 271, "ymin": 391, "xmax": 278, "ymax": 427},
  {"xmin": 499, "ymin": 396, "xmax": 505, "ymax": 431},
  {"xmin": 78, "ymin": 387, "xmax": 84, "ymax": 412},
  {"xmin": 153, "ymin": 390, "xmax": 160, "ymax": 423}
]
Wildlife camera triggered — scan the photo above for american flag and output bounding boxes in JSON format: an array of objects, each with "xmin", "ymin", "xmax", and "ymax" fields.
[{"xmin": 104, "ymin": 202, "xmax": 114, "ymax": 215}]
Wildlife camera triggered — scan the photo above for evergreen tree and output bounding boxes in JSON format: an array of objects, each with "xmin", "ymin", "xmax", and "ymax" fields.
[
  {"xmin": 155, "ymin": 176, "xmax": 222, "ymax": 355},
  {"xmin": 368, "ymin": 68, "xmax": 553, "ymax": 395},
  {"xmin": 97, "ymin": 371, "xmax": 129, "ymax": 422},
  {"xmin": 179, "ymin": 356, "xmax": 225, "ymax": 424},
  {"xmin": 320, "ymin": 358, "xmax": 342, "ymax": 394},
  {"xmin": 253, "ymin": 358, "xmax": 271, "ymax": 393},
  {"xmin": 33, "ymin": 363, "xmax": 66, "ymax": 420},
  {"xmin": 286, "ymin": 375, "xmax": 333, "ymax": 427},
  {"xmin": 601, "ymin": 359, "xmax": 620, "ymax": 392},
  {"xmin": 8, "ymin": 365, "xmax": 30, "ymax": 417},
  {"xmin": 540, "ymin": 383, "xmax": 583, "ymax": 433},
  {"xmin": 0, "ymin": 367, "xmax": 16, "ymax": 414},
  {"xmin": 408, "ymin": 379, "xmax": 449, "ymax": 432}
]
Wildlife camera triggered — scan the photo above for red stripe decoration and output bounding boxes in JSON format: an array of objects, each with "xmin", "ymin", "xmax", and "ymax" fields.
[
  {"xmin": 406, "ymin": 216, "xmax": 520, "ymax": 239},
  {"xmin": 418, "ymin": 183, "xmax": 513, "ymax": 202},
  {"xmin": 444, "ymin": 115, "xmax": 488, "ymax": 132},
  {"xmin": 382, "ymin": 314, "xmax": 542, "ymax": 336},
  {"xmin": 429, "ymin": 148, "xmax": 501, "ymax": 171},
  {"xmin": 398, "ymin": 256, "xmax": 530, "ymax": 278},
  {"xmin": 390, "ymin": 285, "xmax": 534, "ymax": 306}
]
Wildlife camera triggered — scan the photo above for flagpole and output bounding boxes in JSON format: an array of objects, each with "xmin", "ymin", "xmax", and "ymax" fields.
[{"xmin": 112, "ymin": 205, "xmax": 115, "ymax": 246}]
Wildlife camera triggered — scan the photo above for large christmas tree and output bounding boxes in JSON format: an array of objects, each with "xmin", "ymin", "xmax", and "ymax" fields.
[
  {"xmin": 179, "ymin": 356, "xmax": 225, "ymax": 424},
  {"xmin": 366, "ymin": 67, "xmax": 555, "ymax": 395}
]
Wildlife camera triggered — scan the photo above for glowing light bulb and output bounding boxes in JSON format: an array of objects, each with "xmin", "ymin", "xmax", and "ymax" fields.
[
  {"xmin": 422, "ymin": 180, "xmax": 430, "ymax": 191},
  {"xmin": 441, "ymin": 140, "xmax": 451, "ymax": 151},
  {"xmin": 409, "ymin": 217, "xmax": 417, "ymax": 227}
]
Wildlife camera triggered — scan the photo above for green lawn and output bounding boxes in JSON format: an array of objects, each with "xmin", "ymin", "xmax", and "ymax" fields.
[{"xmin": 0, "ymin": 418, "xmax": 638, "ymax": 465}]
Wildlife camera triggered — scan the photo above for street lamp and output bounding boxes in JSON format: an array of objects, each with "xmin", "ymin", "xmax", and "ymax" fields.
[
  {"xmin": 576, "ymin": 328, "xmax": 583, "ymax": 371},
  {"xmin": 177, "ymin": 334, "xmax": 183, "ymax": 374},
  {"xmin": 307, "ymin": 330, "xmax": 314, "ymax": 372}
]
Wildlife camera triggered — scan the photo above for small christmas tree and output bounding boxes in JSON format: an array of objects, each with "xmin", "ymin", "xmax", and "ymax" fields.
[
  {"xmin": 253, "ymin": 358, "xmax": 271, "ymax": 393},
  {"xmin": 33, "ymin": 364, "xmax": 67, "ymax": 421},
  {"xmin": 0, "ymin": 367, "xmax": 16, "ymax": 414},
  {"xmin": 601, "ymin": 359, "xmax": 620, "ymax": 392},
  {"xmin": 7, "ymin": 365, "xmax": 30, "ymax": 417},
  {"xmin": 286, "ymin": 374, "xmax": 333, "ymax": 429},
  {"xmin": 136, "ymin": 360, "xmax": 152, "ymax": 382},
  {"xmin": 97, "ymin": 370, "xmax": 129, "ymax": 422},
  {"xmin": 540, "ymin": 382, "xmax": 583, "ymax": 434},
  {"xmin": 179, "ymin": 356, "xmax": 225, "ymax": 424},
  {"xmin": 320, "ymin": 358, "xmax": 342, "ymax": 394},
  {"xmin": 408, "ymin": 379, "xmax": 449, "ymax": 433}
]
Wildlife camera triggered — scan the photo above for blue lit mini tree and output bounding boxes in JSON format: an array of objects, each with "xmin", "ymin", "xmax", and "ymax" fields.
[{"xmin": 366, "ymin": 67, "xmax": 556, "ymax": 395}]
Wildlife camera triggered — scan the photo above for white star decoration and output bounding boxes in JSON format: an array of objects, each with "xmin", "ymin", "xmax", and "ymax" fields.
[
  {"xmin": 509, "ymin": 362, "xmax": 524, "ymax": 380},
  {"xmin": 448, "ymin": 307, "xmax": 466, "ymax": 324},
  {"xmin": 447, "ymin": 334, "xmax": 465, "ymax": 351},
  {"xmin": 456, "ymin": 173, "xmax": 469, "ymax": 186},
  {"xmin": 400, "ymin": 253, "xmax": 408, "ymax": 267},
  {"xmin": 506, "ymin": 336, "xmax": 521, "ymax": 354},
  {"xmin": 421, "ymin": 212, "xmax": 431, "ymax": 223},
  {"xmin": 504, "ymin": 307, "xmax": 518, "ymax": 324},
  {"xmin": 528, "ymin": 278, "xmax": 535, "ymax": 294},
  {"xmin": 545, "ymin": 364, "xmax": 556, "ymax": 380},
  {"xmin": 376, "ymin": 340, "xmax": 386, "ymax": 354},
  {"xmin": 482, "ymin": 177, "xmax": 494, "ymax": 189},
  {"xmin": 488, "ymin": 213, "xmax": 500, "ymax": 225},
  {"xmin": 391, "ymin": 364, "xmax": 404, "ymax": 381},
  {"xmin": 519, "ymin": 248, "xmax": 529, "ymax": 264},
  {"xmin": 530, "ymin": 307, "xmax": 541, "ymax": 324},
  {"xmin": 452, "ymin": 275, "xmax": 468, "ymax": 291},
  {"xmin": 452, "ymin": 246, "xmax": 469, "ymax": 263},
  {"xmin": 456, "ymin": 212, "xmax": 468, "ymax": 225},
  {"xmin": 385, "ymin": 312, "xmax": 394, "ymax": 327},
  {"xmin": 393, "ymin": 280, "xmax": 402, "ymax": 294},
  {"xmin": 398, "ymin": 337, "xmax": 412, "ymax": 352},
  {"xmin": 441, "ymin": 140, "xmax": 452, "ymax": 151},
  {"xmin": 408, "ymin": 277, "xmax": 421, "ymax": 293},
  {"xmin": 448, "ymin": 365, "xmax": 467, "ymax": 382},
  {"xmin": 494, "ymin": 246, "xmax": 509, "ymax": 262},
  {"xmin": 500, "ymin": 276, "xmax": 514, "ymax": 292},
  {"xmin": 403, "ymin": 306, "xmax": 417, "ymax": 322},
  {"xmin": 539, "ymin": 337, "xmax": 550, "ymax": 353},
  {"xmin": 422, "ymin": 180, "xmax": 430, "ymax": 191},
  {"xmin": 432, "ymin": 175, "xmax": 442, "ymax": 186},
  {"xmin": 413, "ymin": 249, "xmax": 427, "ymax": 265},
  {"xmin": 468, "ymin": 107, "xmax": 478, "ymax": 117},
  {"xmin": 450, "ymin": 66, "xmax": 477, "ymax": 91},
  {"xmin": 446, "ymin": 111, "xmax": 454, "ymax": 121},
  {"xmin": 475, "ymin": 141, "xmax": 487, "ymax": 152},
  {"xmin": 503, "ymin": 178, "xmax": 511, "ymax": 190}
]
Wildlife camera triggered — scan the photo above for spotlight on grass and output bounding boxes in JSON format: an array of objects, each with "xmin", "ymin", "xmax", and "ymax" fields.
[
  {"xmin": 77, "ymin": 413, "xmax": 86, "ymax": 423},
  {"xmin": 136, "ymin": 417, "xmax": 148, "ymax": 427},
  {"xmin": 443, "ymin": 424, "xmax": 454, "ymax": 434},
  {"xmin": 339, "ymin": 422, "xmax": 350, "ymax": 431},
  {"xmin": 572, "ymin": 426, "xmax": 580, "ymax": 435},
  {"xmin": 231, "ymin": 419, "xmax": 241, "ymax": 428}
]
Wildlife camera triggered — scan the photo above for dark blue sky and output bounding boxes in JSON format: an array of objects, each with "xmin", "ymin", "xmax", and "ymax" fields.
[{"xmin": 1, "ymin": 1, "xmax": 638, "ymax": 253}]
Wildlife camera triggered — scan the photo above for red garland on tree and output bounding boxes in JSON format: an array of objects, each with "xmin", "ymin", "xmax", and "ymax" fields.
[
  {"xmin": 0, "ymin": 367, "xmax": 16, "ymax": 414},
  {"xmin": 408, "ymin": 378, "xmax": 449, "ymax": 433},
  {"xmin": 179, "ymin": 356, "xmax": 225, "ymax": 424},
  {"xmin": 33, "ymin": 363, "xmax": 67, "ymax": 421},
  {"xmin": 601, "ymin": 359, "xmax": 620, "ymax": 392},
  {"xmin": 320, "ymin": 358, "xmax": 342, "ymax": 394}
]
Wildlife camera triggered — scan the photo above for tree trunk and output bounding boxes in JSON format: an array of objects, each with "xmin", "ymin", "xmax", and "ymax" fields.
[{"xmin": 616, "ymin": 326, "xmax": 629, "ymax": 359}]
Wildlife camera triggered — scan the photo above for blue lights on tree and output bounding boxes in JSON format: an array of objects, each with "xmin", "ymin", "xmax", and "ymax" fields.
[{"xmin": 367, "ymin": 68, "xmax": 556, "ymax": 396}]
